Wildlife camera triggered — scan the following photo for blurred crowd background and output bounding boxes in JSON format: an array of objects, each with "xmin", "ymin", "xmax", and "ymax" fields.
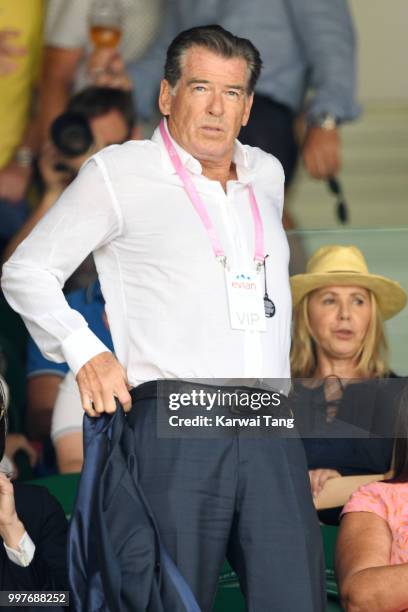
[{"xmin": 0, "ymin": 0, "xmax": 407, "ymax": 478}]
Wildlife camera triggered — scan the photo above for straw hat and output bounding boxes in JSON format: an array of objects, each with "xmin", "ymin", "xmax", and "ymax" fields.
[{"xmin": 290, "ymin": 245, "xmax": 407, "ymax": 320}]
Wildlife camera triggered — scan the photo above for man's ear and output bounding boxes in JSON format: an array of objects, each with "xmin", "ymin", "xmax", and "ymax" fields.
[
  {"xmin": 158, "ymin": 79, "xmax": 173, "ymax": 116},
  {"xmin": 241, "ymin": 92, "xmax": 254, "ymax": 127}
]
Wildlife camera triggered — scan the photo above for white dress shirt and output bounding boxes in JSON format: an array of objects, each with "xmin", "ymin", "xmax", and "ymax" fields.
[
  {"xmin": 4, "ymin": 531, "xmax": 35, "ymax": 567},
  {"xmin": 1, "ymin": 122, "xmax": 291, "ymax": 385}
]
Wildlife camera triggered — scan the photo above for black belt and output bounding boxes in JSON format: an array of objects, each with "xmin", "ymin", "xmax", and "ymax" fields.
[{"xmin": 130, "ymin": 380, "xmax": 293, "ymax": 418}]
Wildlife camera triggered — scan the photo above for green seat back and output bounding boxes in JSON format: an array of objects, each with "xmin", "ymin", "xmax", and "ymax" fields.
[
  {"xmin": 321, "ymin": 525, "xmax": 342, "ymax": 609},
  {"xmin": 29, "ymin": 473, "xmax": 80, "ymax": 517}
]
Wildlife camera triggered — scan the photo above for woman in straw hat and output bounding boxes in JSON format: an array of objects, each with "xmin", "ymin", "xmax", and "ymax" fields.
[{"xmin": 289, "ymin": 245, "xmax": 407, "ymax": 523}]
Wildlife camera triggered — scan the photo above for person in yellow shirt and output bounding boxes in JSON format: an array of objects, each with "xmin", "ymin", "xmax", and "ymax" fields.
[
  {"xmin": 0, "ymin": 29, "xmax": 26, "ymax": 76},
  {"xmin": 0, "ymin": 1, "xmax": 44, "ymax": 251}
]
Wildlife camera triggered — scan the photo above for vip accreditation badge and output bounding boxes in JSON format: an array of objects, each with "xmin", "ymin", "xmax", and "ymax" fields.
[{"xmin": 225, "ymin": 268, "xmax": 267, "ymax": 331}]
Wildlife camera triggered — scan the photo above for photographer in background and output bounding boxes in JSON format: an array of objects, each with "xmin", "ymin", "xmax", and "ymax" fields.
[
  {"xmin": 2, "ymin": 86, "xmax": 138, "ymax": 455},
  {"xmin": 3, "ymin": 86, "xmax": 138, "ymax": 264}
]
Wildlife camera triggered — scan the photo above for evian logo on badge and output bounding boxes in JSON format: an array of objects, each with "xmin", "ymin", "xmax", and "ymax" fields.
[
  {"xmin": 232, "ymin": 273, "xmax": 256, "ymax": 291},
  {"xmin": 225, "ymin": 268, "xmax": 267, "ymax": 332}
]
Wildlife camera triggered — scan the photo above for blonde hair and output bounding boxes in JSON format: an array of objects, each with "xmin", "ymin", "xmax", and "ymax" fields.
[{"xmin": 290, "ymin": 290, "xmax": 389, "ymax": 378}]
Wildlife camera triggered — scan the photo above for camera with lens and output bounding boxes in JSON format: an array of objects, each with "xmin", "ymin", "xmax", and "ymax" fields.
[{"xmin": 50, "ymin": 112, "xmax": 95, "ymax": 173}]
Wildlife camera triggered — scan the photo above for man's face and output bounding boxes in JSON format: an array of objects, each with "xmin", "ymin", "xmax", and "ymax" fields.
[
  {"xmin": 90, "ymin": 108, "xmax": 130, "ymax": 149},
  {"xmin": 159, "ymin": 46, "xmax": 254, "ymax": 165}
]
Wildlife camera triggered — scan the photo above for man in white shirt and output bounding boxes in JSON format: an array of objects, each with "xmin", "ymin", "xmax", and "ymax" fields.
[{"xmin": 2, "ymin": 25, "xmax": 324, "ymax": 611}]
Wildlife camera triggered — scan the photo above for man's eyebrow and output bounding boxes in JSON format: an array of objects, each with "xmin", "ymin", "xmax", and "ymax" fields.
[
  {"xmin": 186, "ymin": 78, "xmax": 211, "ymax": 86},
  {"xmin": 186, "ymin": 78, "xmax": 245, "ymax": 91},
  {"xmin": 224, "ymin": 84, "xmax": 246, "ymax": 91}
]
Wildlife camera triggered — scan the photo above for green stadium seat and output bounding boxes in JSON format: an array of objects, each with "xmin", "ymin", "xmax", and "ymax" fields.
[
  {"xmin": 321, "ymin": 525, "xmax": 342, "ymax": 611},
  {"xmin": 29, "ymin": 473, "xmax": 80, "ymax": 517},
  {"xmin": 214, "ymin": 562, "xmax": 245, "ymax": 611}
]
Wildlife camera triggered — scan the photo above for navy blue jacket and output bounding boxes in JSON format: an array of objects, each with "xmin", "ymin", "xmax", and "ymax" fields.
[{"xmin": 68, "ymin": 405, "xmax": 200, "ymax": 612}]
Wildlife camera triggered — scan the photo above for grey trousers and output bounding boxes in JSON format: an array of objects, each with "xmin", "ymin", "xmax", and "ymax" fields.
[{"xmin": 128, "ymin": 386, "xmax": 326, "ymax": 612}]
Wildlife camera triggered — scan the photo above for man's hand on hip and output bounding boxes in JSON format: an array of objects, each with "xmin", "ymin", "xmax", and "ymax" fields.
[
  {"xmin": 302, "ymin": 126, "xmax": 341, "ymax": 180},
  {"xmin": 76, "ymin": 351, "xmax": 132, "ymax": 416}
]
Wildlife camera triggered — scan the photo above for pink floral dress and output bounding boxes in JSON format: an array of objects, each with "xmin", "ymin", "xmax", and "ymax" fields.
[{"xmin": 342, "ymin": 481, "xmax": 408, "ymax": 564}]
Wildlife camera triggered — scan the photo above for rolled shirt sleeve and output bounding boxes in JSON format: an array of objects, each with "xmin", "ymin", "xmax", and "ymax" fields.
[
  {"xmin": 286, "ymin": 0, "xmax": 361, "ymax": 123},
  {"xmin": 45, "ymin": 0, "xmax": 88, "ymax": 49},
  {"xmin": 1, "ymin": 155, "xmax": 122, "ymax": 376}
]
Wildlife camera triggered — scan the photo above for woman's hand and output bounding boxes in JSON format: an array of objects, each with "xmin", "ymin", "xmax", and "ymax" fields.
[
  {"xmin": 309, "ymin": 468, "xmax": 341, "ymax": 498},
  {"xmin": 0, "ymin": 473, "xmax": 25, "ymax": 549},
  {"xmin": 381, "ymin": 469, "xmax": 395, "ymax": 481},
  {"xmin": 5, "ymin": 433, "xmax": 38, "ymax": 468}
]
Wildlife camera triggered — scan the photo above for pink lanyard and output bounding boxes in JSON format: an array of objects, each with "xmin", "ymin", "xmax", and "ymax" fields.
[{"xmin": 159, "ymin": 119, "xmax": 265, "ymax": 267}]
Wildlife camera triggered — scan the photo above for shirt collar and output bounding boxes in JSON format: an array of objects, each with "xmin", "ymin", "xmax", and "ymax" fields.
[{"xmin": 152, "ymin": 118, "xmax": 254, "ymax": 184}]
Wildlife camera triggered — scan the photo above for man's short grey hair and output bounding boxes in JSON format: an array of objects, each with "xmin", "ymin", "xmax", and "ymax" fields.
[{"xmin": 164, "ymin": 25, "xmax": 262, "ymax": 94}]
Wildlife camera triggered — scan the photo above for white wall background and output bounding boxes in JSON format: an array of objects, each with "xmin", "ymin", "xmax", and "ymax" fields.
[
  {"xmin": 289, "ymin": 1, "xmax": 408, "ymax": 231},
  {"xmin": 350, "ymin": 0, "xmax": 408, "ymax": 103}
]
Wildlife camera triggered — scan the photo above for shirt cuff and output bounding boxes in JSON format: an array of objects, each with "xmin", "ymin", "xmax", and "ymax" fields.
[
  {"xmin": 4, "ymin": 531, "xmax": 35, "ymax": 567},
  {"xmin": 61, "ymin": 326, "xmax": 112, "ymax": 376},
  {"xmin": 306, "ymin": 98, "xmax": 362, "ymax": 125}
]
